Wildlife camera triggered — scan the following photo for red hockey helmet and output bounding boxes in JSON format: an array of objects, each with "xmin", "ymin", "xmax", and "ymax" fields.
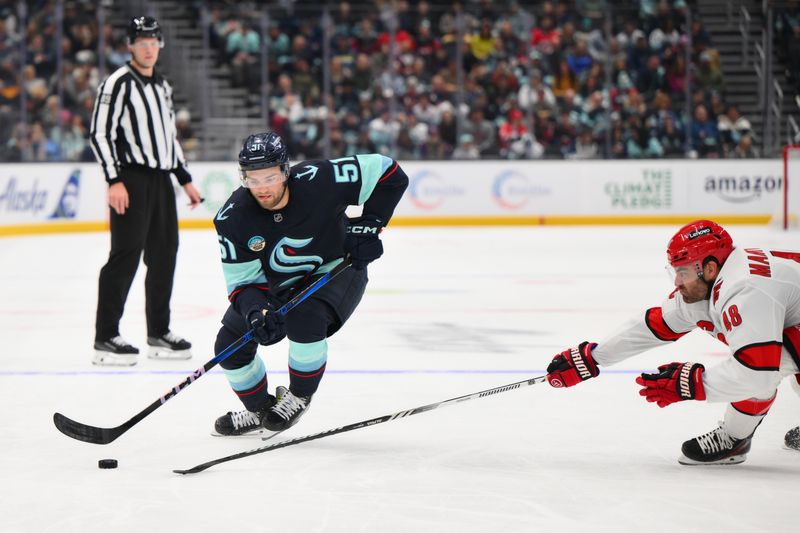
[{"xmin": 666, "ymin": 220, "xmax": 734, "ymax": 274}]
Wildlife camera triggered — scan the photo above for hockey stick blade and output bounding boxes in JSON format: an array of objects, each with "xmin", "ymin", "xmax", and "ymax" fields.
[
  {"xmin": 173, "ymin": 375, "xmax": 547, "ymax": 475},
  {"xmin": 52, "ymin": 334, "xmax": 254, "ymax": 445},
  {"xmin": 53, "ymin": 412, "xmax": 120, "ymax": 444},
  {"xmin": 53, "ymin": 260, "xmax": 351, "ymax": 445}
]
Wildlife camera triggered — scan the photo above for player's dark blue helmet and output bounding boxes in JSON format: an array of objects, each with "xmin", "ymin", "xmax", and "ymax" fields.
[
  {"xmin": 238, "ymin": 132, "xmax": 290, "ymax": 184},
  {"xmin": 127, "ymin": 16, "xmax": 164, "ymax": 47}
]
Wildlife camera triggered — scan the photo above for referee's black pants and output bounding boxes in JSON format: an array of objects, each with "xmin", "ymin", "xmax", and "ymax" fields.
[{"xmin": 95, "ymin": 166, "xmax": 179, "ymax": 341}]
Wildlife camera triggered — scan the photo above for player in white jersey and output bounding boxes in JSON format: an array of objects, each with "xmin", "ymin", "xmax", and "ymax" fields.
[{"xmin": 545, "ymin": 220, "xmax": 800, "ymax": 464}]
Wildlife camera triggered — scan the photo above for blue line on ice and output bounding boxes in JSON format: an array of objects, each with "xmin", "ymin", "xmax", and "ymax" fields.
[{"xmin": 0, "ymin": 368, "xmax": 648, "ymax": 376}]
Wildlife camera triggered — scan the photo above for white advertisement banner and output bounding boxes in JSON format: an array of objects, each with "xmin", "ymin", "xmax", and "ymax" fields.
[
  {"xmin": 685, "ymin": 160, "xmax": 784, "ymax": 213},
  {"xmin": 0, "ymin": 164, "xmax": 106, "ymax": 224},
  {"xmin": 0, "ymin": 159, "xmax": 784, "ymax": 233}
]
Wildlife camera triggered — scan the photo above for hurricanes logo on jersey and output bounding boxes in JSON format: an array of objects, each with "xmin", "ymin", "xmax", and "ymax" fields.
[{"xmin": 269, "ymin": 237, "xmax": 323, "ymax": 286}]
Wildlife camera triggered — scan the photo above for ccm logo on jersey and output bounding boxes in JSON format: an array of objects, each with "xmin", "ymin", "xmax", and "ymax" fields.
[{"xmin": 570, "ymin": 347, "xmax": 593, "ymax": 380}]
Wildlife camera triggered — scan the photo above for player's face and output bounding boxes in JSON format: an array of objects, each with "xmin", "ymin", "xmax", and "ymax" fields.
[
  {"xmin": 129, "ymin": 37, "xmax": 161, "ymax": 69},
  {"xmin": 245, "ymin": 167, "xmax": 289, "ymax": 210},
  {"xmin": 670, "ymin": 263, "xmax": 708, "ymax": 303}
]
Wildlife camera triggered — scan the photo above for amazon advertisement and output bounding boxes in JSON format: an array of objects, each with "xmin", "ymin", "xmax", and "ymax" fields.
[{"xmin": 393, "ymin": 159, "xmax": 783, "ymax": 219}]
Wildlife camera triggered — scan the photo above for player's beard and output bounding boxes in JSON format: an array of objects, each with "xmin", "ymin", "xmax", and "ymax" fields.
[
  {"xmin": 679, "ymin": 278, "xmax": 711, "ymax": 303},
  {"xmin": 253, "ymin": 183, "xmax": 288, "ymax": 210}
]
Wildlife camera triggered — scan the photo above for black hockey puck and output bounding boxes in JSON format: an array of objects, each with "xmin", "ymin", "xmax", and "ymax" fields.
[{"xmin": 98, "ymin": 459, "xmax": 118, "ymax": 469}]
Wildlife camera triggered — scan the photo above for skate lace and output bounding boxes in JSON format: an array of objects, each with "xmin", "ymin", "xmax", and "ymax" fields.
[
  {"xmin": 272, "ymin": 392, "xmax": 307, "ymax": 421},
  {"xmin": 109, "ymin": 336, "xmax": 132, "ymax": 348},
  {"xmin": 162, "ymin": 332, "xmax": 184, "ymax": 343},
  {"xmin": 696, "ymin": 425, "xmax": 735, "ymax": 454},
  {"xmin": 231, "ymin": 410, "xmax": 261, "ymax": 430}
]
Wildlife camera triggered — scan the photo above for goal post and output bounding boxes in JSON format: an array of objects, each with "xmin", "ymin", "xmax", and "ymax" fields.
[{"xmin": 780, "ymin": 145, "xmax": 800, "ymax": 230}]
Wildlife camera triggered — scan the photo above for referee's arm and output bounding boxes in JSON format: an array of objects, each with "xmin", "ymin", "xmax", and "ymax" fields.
[
  {"xmin": 90, "ymin": 75, "xmax": 131, "ymax": 214},
  {"xmin": 89, "ymin": 76, "xmax": 127, "ymax": 185}
]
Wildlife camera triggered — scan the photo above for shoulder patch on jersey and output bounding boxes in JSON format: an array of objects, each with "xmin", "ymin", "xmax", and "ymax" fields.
[
  {"xmin": 216, "ymin": 202, "xmax": 235, "ymax": 221},
  {"xmin": 294, "ymin": 165, "xmax": 319, "ymax": 181},
  {"xmin": 247, "ymin": 235, "xmax": 266, "ymax": 252}
]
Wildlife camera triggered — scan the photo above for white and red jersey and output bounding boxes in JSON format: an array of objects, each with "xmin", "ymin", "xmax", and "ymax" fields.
[{"xmin": 593, "ymin": 246, "xmax": 800, "ymax": 402}]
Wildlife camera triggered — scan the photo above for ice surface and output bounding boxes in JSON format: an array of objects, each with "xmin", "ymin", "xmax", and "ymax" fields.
[{"xmin": 1, "ymin": 225, "xmax": 798, "ymax": 532}]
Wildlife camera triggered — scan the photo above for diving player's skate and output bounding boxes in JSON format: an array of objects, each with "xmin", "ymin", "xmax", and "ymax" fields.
[
  {"xmin": 784, "ymin": 426, "xmax": 800, "ymax": 451},
  {"xmin": 679, "ymin": 422, "xmax": 752, "ymax": 465}
]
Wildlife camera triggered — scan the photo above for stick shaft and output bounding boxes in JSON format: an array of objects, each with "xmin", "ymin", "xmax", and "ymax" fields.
[{"xmin": 174, "ymin": 376, "xmax": 547, "ymax": 474}]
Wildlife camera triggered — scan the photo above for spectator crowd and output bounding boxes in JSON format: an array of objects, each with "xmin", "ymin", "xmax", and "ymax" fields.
[{"xmin": 0, "ymin": 0, "xmax": 781, "ymax": 162}]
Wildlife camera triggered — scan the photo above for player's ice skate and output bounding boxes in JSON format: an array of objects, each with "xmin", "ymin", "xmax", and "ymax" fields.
[
  {"xmin": 147, "ymin": 331, "xmax": 193, "ymax": 360},
  {"xmin": 212, "ymin": 387, "xmax": 285, "ymax": 437},
  {"xmin": 261, "ymin": 388, "xmax": 312, "ymax": 438},
  {"xmin": 92, "ymin": 336, "xmax": 139, "ymax": 366},
  {"xmin": 784, "ymin": 426, "xmax": 800, "ymax": 451},
  {"xmin": 679, "ymin": 422, "xmax": 752, "ymax": 465}
]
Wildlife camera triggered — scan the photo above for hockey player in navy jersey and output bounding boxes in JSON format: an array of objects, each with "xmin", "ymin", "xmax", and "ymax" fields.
[
  {"xmin": 212, "ymin": 132, "xmax": 408, "ymax": 437},
  {"xmin": 546, "ymin": 220, "xmax": 800, "ymax": 464}
]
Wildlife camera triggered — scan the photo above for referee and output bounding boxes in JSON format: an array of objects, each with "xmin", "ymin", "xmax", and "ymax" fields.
[{"xmin": 89, "ymin": 16, "xmax": 202, "ymax": 366}]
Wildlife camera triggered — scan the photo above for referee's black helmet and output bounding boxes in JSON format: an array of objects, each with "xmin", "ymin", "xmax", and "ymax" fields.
[
  {"xmin": 127, "ymin": 16, "xmax": 164, "ymax": 47},
  {"xmin": 238, "ymin": 132, "xmax": 290, "ymax": 178}
]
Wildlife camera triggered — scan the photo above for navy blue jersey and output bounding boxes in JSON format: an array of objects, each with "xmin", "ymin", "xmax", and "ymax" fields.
[{"xmin": 214, "ymin": 154, "xmax": 407, "ymax": 305}]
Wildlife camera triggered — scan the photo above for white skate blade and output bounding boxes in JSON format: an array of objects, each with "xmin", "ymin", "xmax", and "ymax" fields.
[
  {"xmin": 92, "ymin": 351, "xmax": 137, "ymax": 366},
  {"xmin": 678, "ymin": 453, "xmax": 747, "ymax": 466},
  {"xmin": 210, "ymin": 428, "xmax": 266, "ymax": 438},
  {"xmin": 260, "ymin": 429, "xmax": 286, "ymax": 441},
  {"xmin": 147, "ymin": 346, "xmax": 192, "ymax": 360}
]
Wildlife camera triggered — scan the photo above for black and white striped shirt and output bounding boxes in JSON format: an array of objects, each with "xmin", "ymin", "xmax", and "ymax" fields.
[{"xmin": 90, "ymin": 62, "xmax": 191, "ymax": 185}]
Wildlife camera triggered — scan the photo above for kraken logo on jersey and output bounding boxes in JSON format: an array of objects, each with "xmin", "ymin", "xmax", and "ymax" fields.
[{"xmin": 269, "ymin": 237, "xmax": 323, "ymax": 285}]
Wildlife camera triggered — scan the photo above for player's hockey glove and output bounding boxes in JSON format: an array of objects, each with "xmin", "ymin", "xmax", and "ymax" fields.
[
  {"xmin": 245, "ymin": 298, "xmax": 286, "ymax": 346},
  {"xmin": 636, "ymin": 362, "xmax": 706, "ymax": 408},
  {"xmin": 344, "ymin": 215, "xmax": 384, "ymax": 270},
  {"xmin": 546, "ymin": 342, "xmax": 599, "ymax": 388}
]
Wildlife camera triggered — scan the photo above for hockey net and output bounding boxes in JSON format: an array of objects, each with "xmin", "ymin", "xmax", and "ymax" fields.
[{"xmin": 776, "ymin": 145, "xmax": 800, "ymax": 230}]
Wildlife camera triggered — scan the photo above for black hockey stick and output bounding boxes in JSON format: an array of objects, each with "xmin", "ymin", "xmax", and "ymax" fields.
[
  {"xmin": 173, "ymin": 375, "xmax": 547, "ymax": 475},
  {"xmin": 53, "ymin": 259, "xmax": 352, "ymax": 445}
]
